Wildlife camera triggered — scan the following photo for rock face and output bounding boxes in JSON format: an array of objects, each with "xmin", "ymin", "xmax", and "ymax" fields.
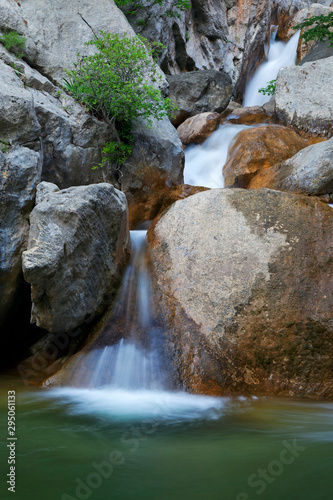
[
  {"xmin": 249, "ymin": 137, "xmax": 333, "ymax": 195},
  {"xmin": 166, "ymin": 70, "xmax": 233, "ymax": 126},
  {"xmin": 22, "ymin": 183, "xmax": 129, "ymax": 333},
  {"xmin": 177, "ymin": 112, "xmax": 220, "ymax": 145},
  {"xmin": 149, "ymin": 189, "xmax": 333, "ymax": 398},
  {"xmin": 125, "ymin": 0, "xmax": 315, "ymax": 91},
  {"xmin": 0, "ymin": 0, "xmax": 184, "ymax": 208},
  {"xmin": 275, "ymin": 56, "xmax": 333, "ymax": 137},
  {"xmin": 0, "ymin": 55, "xmax": 112, "ymax": 189},
  {"xmin": 0, "ymin": 147, "xmax": 41, "ymax": 323},
  {"xmin": 299, "ymin": 40, "xmax": 333, "ymax": 65},
  {"xmin": 121, "ymin": 117, "xmax": 184, "ymax": 220},
  {"xmin": 223, "ymin": 125, "xmax": 314, "ymax": 188},
  {"xmin": 0, "ymin": 0, "xmax": 135, "ymax": 84}
]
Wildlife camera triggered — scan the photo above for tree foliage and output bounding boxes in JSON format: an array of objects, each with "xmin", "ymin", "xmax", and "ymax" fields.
[
  {"xmin": 64, "ymin": 32, "xmax": 174, "ymax": 173},
  {"xmin": 294, "ymin": 12, "xmax": 333, "ymax": 46}
]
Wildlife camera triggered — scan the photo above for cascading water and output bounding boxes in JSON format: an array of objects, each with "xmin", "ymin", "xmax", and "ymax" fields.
[
  {"xmin": 44, "ymin": 230, "xmax": 224, "ymax": 421},
  {"xmin": 184, "ymin": 26, "xmax": 300, "ymax": 189},
  {"xmin": 184, "ymin": 123, "xmax": 251, "ymax": 188},
  {"xmin": 243, "ymin": 26, "xmax": 300, "ymax": 107}
]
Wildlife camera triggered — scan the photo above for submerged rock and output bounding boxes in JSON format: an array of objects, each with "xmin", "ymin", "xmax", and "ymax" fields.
[
  {"xmin": 249, "ymin": 137, "xmax": 333, "ymax": 195},
  {"xmin": 166, "ymin": 70, "xmax": 233, "ymax": 126},
  {"xmin": 149, "ymin": 188, "xmax": 333, "ymax": 398},
  {"xmin": 0, "ymin": 147, "xmax": 41, "ymax": 324},
  {"xmin": 223, "ymin": 124, "xmax": 314, "ymax": 188},
  {"xmin": 22, "ymin": 183, "xmax": 129, "ymax": 333},
  {"xmin": 177, "ymin": 112, "xmax": 220, "ymax": 145},
  {"xmin": 275, "ymin": 55, "xmax": 333, "ymax": 137}
]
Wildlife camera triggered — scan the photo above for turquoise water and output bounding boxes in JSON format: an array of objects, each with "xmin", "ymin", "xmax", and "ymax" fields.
[{"xmin": 0, "ymin": 377, "xmax": 333, "ymax": 500}]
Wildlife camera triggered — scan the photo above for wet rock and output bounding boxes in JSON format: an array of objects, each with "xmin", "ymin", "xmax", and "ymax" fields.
[
  {"xmin": 0, "ymin": 147, "xmax": 41, "ymax": 324},
  {"xmin": 121, "ymin": 117, "xmax": 184, "ymax": 219},
  {"xmin": 177, "ymin": 112, "xmax": 220, "ymax": 145},
  {"xmin": 249, "ymin": 137, "xmax": 333, "ymax": 195},
  {"xmin": 148, "ymin": 188, "xmax": 333, "ymax": 398},
  {"xmin": 223, "ymin": 106, "xmax": 272, "ymax": 125},
  {"xmin": 166, "ymin": 70, "xmax": 233, "ymax": 127},
  {"xmin": 22, "ymin": 183, "xmax": 130, "ymax": 333},
  {"xmin": 223, "ymin": 125, "xmax": 313, "ymax": 188},
  {"xmin": 275, "ymin": 55, "xmax": 333, "ymax": 137},
  {"xmin": 129, "ymin": 184, "xmax": 209, "ymax": 229}
]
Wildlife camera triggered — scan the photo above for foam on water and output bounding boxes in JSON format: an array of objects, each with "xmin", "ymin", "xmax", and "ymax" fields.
[{"xmin": 38, "ymin": 387, "xmax": 227, "ymax": 422}]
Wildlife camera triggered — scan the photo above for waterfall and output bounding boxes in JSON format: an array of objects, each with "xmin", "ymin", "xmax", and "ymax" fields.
[
  {"xmin": 61, "ymin": 230, "xmax": 169, "ymax": 390},
  {"xmin": 243, "ymin": 27, "xmax": 300, "ymax": 107},
  {"xmin": 46, "ymin": 230, "xmax": 224, "ymax": 421}
]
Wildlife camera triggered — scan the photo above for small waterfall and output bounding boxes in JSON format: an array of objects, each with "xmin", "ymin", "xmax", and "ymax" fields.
[
  {"xmin": 46, "ymin": 230, "xmax": 224, "ymax": 420},
  {"xmin": 184, "ymin": 123, "xmax": 251, "ymax": 188},
  {"xmin": 243, "ymin": 27, "xmax": 300, "ymax": 107},
  {"xmin": 62, "ymin": 230, "xmax": 169, "ymax": 390}
]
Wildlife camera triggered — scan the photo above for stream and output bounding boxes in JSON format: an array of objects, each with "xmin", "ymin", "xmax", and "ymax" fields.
[{"xmin": 0, "ymin": 25, "xmax": 332, "ymax": 500}]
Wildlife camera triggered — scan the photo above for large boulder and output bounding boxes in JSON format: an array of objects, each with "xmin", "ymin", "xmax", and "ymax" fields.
[
  {"xmin": 0, "ymin": 147, "xmax": 41, "ymax": 323},
  {"xmin": 275, "ymin": 55, "xmax": 333, "ymax": 137},
  {"xmin": 249, "ymin": 137, "xmax": 333, "ymax": 195},
  {"xmin": 299, "ymin": 40, "xmax": 333, "ymax": 65},
  {"xmin": 223, "ymin": 125, "xmax": 315, "ymax": 188},
  {"xmin": 22, "ymin": 182, "xmax": 129, "ymax": 333},
  {"xmin": 166, "ymin": 70, "xmax": 233, "ymax": 126},
  {"xmin": 148, "ymin": 189, "xmax": 333, "ymax": 397}
]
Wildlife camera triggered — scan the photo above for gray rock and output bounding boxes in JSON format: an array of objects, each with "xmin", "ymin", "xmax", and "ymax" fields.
[
  {"xmin": 275, "ymin": 55, "xmax": 333, "ymax": 137},
  {"xmin": 121, "ymin": 116, "xmax": 184, "ymax": 212},
  {"xmin": 0, "ymin": 147, "xmax": 41, "ymax": 323},
  {"xmin": 0, "ymin": 58, "xmax": 113, "ymax": 188},
  {"xmin": 149, "ymin": 188, "xmax": 333, "ymax": 397},
  {"xmin": 35, "ymin": 182, "xmax": 60, "ymax": 205},
  {"xmin": 0, "ymin": 0, "xmax": 135, "ymax": 85},
  {"xmin": 166, "ymin": 70, "xmax": 233, "ymax": 126},
  {"xmin": 22, "ymin": 183, "xmax": 130, "ymax": 333},
  {"xmin": 299, "ymin": 40, "xmax": 333, "ymax": 65},
  {"xmin": 252, "ymin": 137, "xmax": 333, "ymax": 195}
]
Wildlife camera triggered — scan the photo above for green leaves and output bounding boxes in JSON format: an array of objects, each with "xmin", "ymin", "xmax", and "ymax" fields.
[
  {"xmin": 258, "ymin": 80, "xmax": 276, "ymax": 96},
  {"xmin": 0, "ymin": 30, "xmax": 26, "ymax": 58},
  {"xmin": 294, "ymin": 12, "xmax": 333, "ymax": 47},
  {"xmin": 64, "ymin": 32, "xmax": 175, "ymax": 173}
]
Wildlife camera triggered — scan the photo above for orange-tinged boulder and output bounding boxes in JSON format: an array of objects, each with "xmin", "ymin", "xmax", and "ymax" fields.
[
  {"xmin": 148, "ymin": 189, "xmax": 333, "ymax": 398},
  {"xmin": 223, "ymin": 106, "xmax": 272, "ymax": 126},
  {"xmin": 177, "ymin": 112, "xmax": 220, "ymax": 145},
  {"xmin": 223, "ymin": 125, "xmax": 317, "ymax": 188}
]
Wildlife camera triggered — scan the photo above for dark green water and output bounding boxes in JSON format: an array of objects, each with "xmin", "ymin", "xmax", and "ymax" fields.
[{"xmin": 0, "ymin": 376, "xmax": 333, "ymax": 500}]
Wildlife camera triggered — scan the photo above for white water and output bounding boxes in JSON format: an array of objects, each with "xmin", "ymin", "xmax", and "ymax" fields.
[
  {"xmin": 47, "ymin": 230, "xmax": 225, "ymax": 421},
  {"xmin": 243, "ymin": 27, "xmax": 300, "ymax": 107},
  {"xmin": 184, "ymin": 123, "xmax": 251, "ymax": 188}
]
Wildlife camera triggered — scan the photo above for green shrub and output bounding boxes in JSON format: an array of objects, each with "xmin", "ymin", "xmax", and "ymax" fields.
[
  {"xmin": 258, "ymin": 79, "xmax": 276, "ymax": 96},
  {"xmin": 0, "ymin": 30, "xmax": 26, "ymax": 58},
  {"xmin": 0, "ymin": 141, "xmax": 10, "ymax": 153},
  {"xmin": 294, "ymin": 12, "xmax": 333, "ymax": 46},
  {"xmin": 64, "ymin": 32, "xmax": 174, "ymax": 174}
]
